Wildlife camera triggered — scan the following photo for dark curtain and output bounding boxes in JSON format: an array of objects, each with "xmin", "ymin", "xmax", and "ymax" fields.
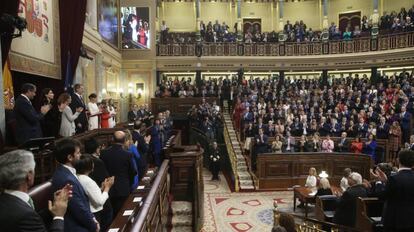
[
  {"xmin": 59, "ymin": 0, "xmax": 87, "ymax": 88},
  {"xmin": 0, "ymin": 0, "xmax": 20, "ymax": 67}
]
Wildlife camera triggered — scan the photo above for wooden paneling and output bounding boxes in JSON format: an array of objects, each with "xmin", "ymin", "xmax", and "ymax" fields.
[
  {"xmin": 257, "ymin": 152, "xmax": 372, "ymax": 190},
  {"xmin": 151, "ymin": 97, "xmax": 218, "ymax": 118}
]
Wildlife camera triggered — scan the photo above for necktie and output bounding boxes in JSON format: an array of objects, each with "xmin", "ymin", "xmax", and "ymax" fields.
[{"xmin": 28, "ymin": 197, "xmax": 35, "ymax": 210}]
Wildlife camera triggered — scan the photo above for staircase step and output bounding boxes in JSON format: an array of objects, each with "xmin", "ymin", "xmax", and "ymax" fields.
[
  {"xmin": 238, "ymin": 173, "xmax": 252, "ymax": 180},
  {"xmin": 171, "ymin": 226, "xmax": 193, "ymax": 232},
  {"xmin": 171, "ymin": 201, "xmax": 192, "ymax": 216},
  {"xmin": 171, "ymin": 214, "xmax": 193, "ymax": 227}
]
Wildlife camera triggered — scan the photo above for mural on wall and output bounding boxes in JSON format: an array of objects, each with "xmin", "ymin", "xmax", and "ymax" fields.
[
  {"xmin": 12, "ymin": 0, "xmax": 54, "ymax": 63},
  {"xmin": 121, "ymin": 7, "xmax": 150, "ymax": 49},
  {"xmin": 98, "ymin": 0, "xmax": 119, "ymax": 48},
  {"xmin": 10, "ymin": 0, "xmax": 61, "ymax": 78}
]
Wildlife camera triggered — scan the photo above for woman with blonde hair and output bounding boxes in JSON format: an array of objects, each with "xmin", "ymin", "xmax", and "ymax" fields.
[
  {"xmin": 58, "ymin": 93, "xmax": 83, "ymax": 137},
  {"xmin": 305, "ymin": 167, "xmax": 317, "ymax": 189},
  {"xmin": 316, "ymin": 178, "xmax": 333, "ymax": 196},
  {"xmin": 271, "ymin": 134, "xmax": 283, "ymax": 153}
]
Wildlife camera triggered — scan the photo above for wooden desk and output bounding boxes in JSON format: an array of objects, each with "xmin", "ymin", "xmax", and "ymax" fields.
[
  {"xmin": 293, "ymin": 186, "xmax": 341, "ymax": 218},
  {"xmin": 257, "ymin": 152, "xmax": 372, "ymax": 190}
]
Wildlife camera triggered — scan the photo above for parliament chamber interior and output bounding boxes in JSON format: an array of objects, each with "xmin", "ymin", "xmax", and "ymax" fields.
[{"xmin": 1, "ymin": 0, "xmax": 414, "ymax": 231}]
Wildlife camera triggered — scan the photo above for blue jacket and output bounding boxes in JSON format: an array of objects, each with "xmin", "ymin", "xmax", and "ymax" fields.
[{"xmin": 51, "ymin": 165, "xmax": 97, "ymax": 232}]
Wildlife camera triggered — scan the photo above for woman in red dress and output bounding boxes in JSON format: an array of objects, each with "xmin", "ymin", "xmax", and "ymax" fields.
[
  {"xmin": 100, "ymin": 101, "xmax": 110, "ymax": 129},
  {"xmin": 233, "ymin": 98, "xmax": 243, "ymax": 131},
  {"xmin": 350, "ymin": 136, "xmax": 363, "ymax": 154}
]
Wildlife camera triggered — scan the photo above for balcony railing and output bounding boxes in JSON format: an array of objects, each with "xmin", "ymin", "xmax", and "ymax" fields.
[{"xmin": 156, "ymin": 31, "xmax": 414, "ymax": 57}]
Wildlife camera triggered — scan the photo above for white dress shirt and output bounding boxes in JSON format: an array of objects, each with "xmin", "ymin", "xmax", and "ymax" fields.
[
  {"xmin": 305, "ymin": 175, "xmax": 317, "ymax": 188},
  {"xmin": 77, "ymin": 175, "xmax": 109, "ymax": 213}
]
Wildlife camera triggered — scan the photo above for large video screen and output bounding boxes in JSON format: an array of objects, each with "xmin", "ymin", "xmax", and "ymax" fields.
[
  {"xmin": 98, "ymin": 0, "xmax": 119, "ymax": 48},
  {"xmin": 121, "ymin": 7, "xmax": 150, "ymax": 49}
]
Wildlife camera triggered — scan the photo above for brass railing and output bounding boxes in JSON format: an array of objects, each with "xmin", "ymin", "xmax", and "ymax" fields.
[
  {"xmin": 157, "ymin": 31, "xmax": 414, "ymax": 56},
  {"xmin": 223, "ymin": 121, "xmax": 239, "ymax": 192}
]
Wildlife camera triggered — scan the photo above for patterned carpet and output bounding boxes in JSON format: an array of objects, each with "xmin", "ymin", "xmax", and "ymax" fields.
[{"xmin": 201, "ymin": 170, "xmax": 295, "ymax": 232}]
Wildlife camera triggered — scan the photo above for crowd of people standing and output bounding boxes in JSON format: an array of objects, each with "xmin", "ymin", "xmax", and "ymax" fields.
[{"xmin": 13, "ymin": 83, "xmax": 117, "ymax": 145}]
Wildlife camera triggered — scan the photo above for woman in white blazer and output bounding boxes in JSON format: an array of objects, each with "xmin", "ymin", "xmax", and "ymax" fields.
[
  {"xmin": 88, "ymin": 93, "xmax": 100, "ymax": 130},
  {"xmin": 58, "ymin": 93, "xmax": 83, "ymax": 137}
]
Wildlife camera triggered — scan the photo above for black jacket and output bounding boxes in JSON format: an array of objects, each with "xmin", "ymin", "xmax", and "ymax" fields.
[
  {"xmin": 381, "ymin": 169, "xmax": 414, "ymax": 230},
  {"xmin": 333, "ymin": 184, "xmax": 368, "ymax": 227},
  {"xmin": 14, "ymin": 95, "xmax": 44, "ymax": 145},
  {"xmin": 89, "ymin": 156, "xmax": 109, "ymax": 186},
  {"xmin": 69, "ymin": 94, "xmax": 88, "ymax": 133},
  {"xmin": 100, "ymin": 144, "xmax": 136, "ymax": 197},
  {"xmin": 0, "ymin": 193, "xmax": 63, "ymax": 232}
]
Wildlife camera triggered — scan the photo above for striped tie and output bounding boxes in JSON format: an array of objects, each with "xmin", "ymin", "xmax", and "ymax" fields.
[{"xmin": 28, "ymin": 197, "xmax": 35, "ymax": 210}]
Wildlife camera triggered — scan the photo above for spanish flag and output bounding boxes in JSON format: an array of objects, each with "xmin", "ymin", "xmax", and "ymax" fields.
[{"xmin": 3, "ymin": 58, "xmax": 14, "ymax": 109}]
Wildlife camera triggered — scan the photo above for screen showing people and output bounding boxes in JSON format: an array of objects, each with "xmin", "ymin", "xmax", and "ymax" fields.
[
  {"xmin": 98, "ymin": 0, "xmax": 119, "ymax": 48},
  {"xmin": 121, "ymin": 7, "xmax": 150, "ymax": 49}
]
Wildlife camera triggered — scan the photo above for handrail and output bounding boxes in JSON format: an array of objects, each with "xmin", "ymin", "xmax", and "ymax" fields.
[
  {"xmin": 157, "ymin": 31, "xmax": 414, "ymax": 56},
  {"xmin": 223, "ymin": 122, "xmax": 239, "ymax": 192},
  {"xmin": 131, "ymin": 160, "xmax": 169, "ymax": 231}
]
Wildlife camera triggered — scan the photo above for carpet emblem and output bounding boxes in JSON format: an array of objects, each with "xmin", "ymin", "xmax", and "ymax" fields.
[
  {"xmin": 229, "ymin": 222, "xmax": 253, "ymax": 232},
  {"xmin": 242, "ymin": 199, "xmax": 261, "ymax": 206},
  {"xmin": 226, "ymin": 207, "xmax": 245, "ymax": 216}
]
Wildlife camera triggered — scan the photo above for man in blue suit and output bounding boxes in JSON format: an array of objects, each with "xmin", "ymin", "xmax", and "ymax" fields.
[
  {"xmin": 100, "ymin": 131, "xmax": 136, "ymax": 217},
  {"xmin": 51, "ymin": 138, "xmax": 98, "ymax": 232},
  {"xmin": 14, "ymin": 83, "xmax": 51, "ymax": 145}
]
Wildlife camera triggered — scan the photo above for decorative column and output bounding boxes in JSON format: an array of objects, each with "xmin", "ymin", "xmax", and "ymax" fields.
[
  {"xmin": 195, "ymin": 0, "xmax": 201, "ymax": 42},
  {"xmin": 0, "ymin": 40, "xmax": 5, "ymax": 141},
  {"xmin": 372, "ymin": 0, "xmax": 379, "ymax": 26},
  {"xmin": 95, "ymin": 53, "xmax": 105, "ymax": 102},
  {"xmin": 86, "ymin": 0, "xmax": 97, "ymax": 29},
  {"xmin": 278, "ymin": 0, "xmax": 284, "ymax": 31},
  {"xmin": 322, "ymin": 0, "xmax": 328, "ymax": 29},
  {"xmin": 236, "ymin": 0, "xmax": 243, "ymax": 42}
]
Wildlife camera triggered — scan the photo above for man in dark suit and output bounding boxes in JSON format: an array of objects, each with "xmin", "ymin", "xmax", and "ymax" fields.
[
  {"xmin": 336, "ymin": 132, "xmax": 350, "ymax": 152},
  {"xmin": 399, "ymin": 106, "xmax": 412, "ymax": 143},
  {"xmin": 333, "ymin": 172, "xmax": 368, "ymax": 227},
  {"xmin": 100, "ymin": 131, "xmax": 136, "ymax": 217},
  {"xmin": 128, "ymin": 104, "xmax": 139, "ymax": 122},
  {"xmin": 131, "ymin": 122, "xmax": 150, "ymax": 180},
  {"xmin": 0, "ymin": 149, "xmax": 70, "ymax": 232},
  {"xmin": 377, "ymin": 116, "xmax": 390, "ymax": 139},
  {"xmin": 51, "ymin": 138, "xmax": 98, "ymax": 232},
  {"xmin": 14, "ymin": 83, "xmax": 51, "ymax": 145},
  {"xmin": 373, "ymin": 150, "xmax": 414, "ymax": 231},
  {"xmin": 70, "ymin": 84, "xmax": 88, "ymax": 134}
]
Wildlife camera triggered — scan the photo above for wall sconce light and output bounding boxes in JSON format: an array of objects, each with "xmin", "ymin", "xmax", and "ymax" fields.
[
  {"xmin": 136, "ymin": 83, "xmax": 144, "ymax": 99},
  {"xmin": 128, "ymin": 88, "xmax": 133, "ymax": 94},
  {"xmin": 137, "ymin": 88, "xmax": 143, "ymax": 99},
  {"xmin": 319, "ymin": 171, "xmax": 329, "ymax": 178}
]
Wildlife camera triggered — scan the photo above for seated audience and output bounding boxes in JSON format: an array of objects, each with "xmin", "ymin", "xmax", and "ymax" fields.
[
  {"xmin": 316, "ymin": 178, "xmax": 333, "ymax": 196},
  {"xmin": 333, "ymin": 172, "xmax": 368, "ymax": 227},
  {"xmin": 305, "ymin": 167, "xmax": 318, "ymax": 189},
  {"xmin": 0, "ymin": 150, "xmax": 71, "ymax": 232},
  {"xmin": 350, "ymin": 136, "xmax": 364, "ymax": 154},
  {"xmin": 321, "ymin": 134, "xmax": 334, "ymax": 152},
  {"xmin": 364, "ymin": 134, "xmax": 378, "ymax": 162},
  {"xmin": 336, "ymin": 132, "xmax": 349, "ymax": 152},
  {"xmin": 100, "ymin": 131, "xmax": 136, "ymax": 217},
  {"xmin": 75, "ymin": 154, "xmax": 114, "ymax": 230},
  {"xmin": 340, "ymin": 168, "xmax": 352, "ymax": 191},
  {"xmin": 271, "ymin": 134, "xmax": 283, "ymax": 153},
  {"xmin": 52, "ymin": 138, "xmax": 99, "ymax": 232}
]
